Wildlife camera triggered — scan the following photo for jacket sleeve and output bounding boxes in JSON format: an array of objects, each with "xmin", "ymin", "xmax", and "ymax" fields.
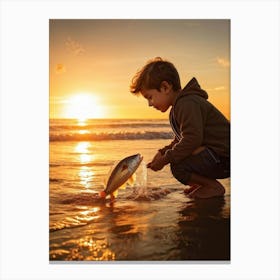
[
  {"xmin": 165, "ymin": 98, "xmax": 204, "ymax": 164},
  {"xmin": 158, "ymin": 137, "xmax": 179, "ymax": 155}
]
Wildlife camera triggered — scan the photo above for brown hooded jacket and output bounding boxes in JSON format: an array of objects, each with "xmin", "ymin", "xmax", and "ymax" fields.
[{"xmin": 160, "ymin": 77, "xmax": 230, "ymax": 164}]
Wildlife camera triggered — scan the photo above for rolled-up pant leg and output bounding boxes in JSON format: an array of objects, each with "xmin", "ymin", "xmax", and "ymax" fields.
[{"xmin": 170, "ymin": 148, "xmax": 230, "ymax": 185}]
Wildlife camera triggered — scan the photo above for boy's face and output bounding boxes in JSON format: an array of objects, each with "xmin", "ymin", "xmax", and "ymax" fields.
[{"xmin": 141, "ymin": 82, "xmax": 174, "ymax": 113}]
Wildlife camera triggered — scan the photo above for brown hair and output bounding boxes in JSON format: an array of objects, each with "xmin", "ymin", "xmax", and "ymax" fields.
[{"xmin": 130, "ymin": 57, "xmax": 181, "ymax": 94}]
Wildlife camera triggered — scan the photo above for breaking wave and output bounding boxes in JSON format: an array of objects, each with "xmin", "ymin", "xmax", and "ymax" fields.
[
  {"xmin": 50, "ymin": 131, "xmax": 174, "ymax": 141},
  {"xmin": 50, "ymin": 122, "xmax": 170, "ymax": 131}
]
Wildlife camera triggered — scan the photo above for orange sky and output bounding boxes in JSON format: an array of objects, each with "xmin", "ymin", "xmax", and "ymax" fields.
[{"xmin": 50, "ymin": 19, "xmax": 230, "ymax": 120}]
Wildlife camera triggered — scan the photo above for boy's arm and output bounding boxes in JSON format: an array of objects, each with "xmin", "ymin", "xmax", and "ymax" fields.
[
  {"xmin": 158, "ymin": 137, "xmax": 179, "ymax": 155},
  {"xmin": 147, "ymin": 138, "xmax": 178, "ymax": 171},
  {"xmin": 165, "ymin": 98, "xmax": 204, "ymax": 164}
]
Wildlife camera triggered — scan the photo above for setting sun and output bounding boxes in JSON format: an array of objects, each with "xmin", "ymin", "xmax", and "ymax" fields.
[{"xmin": 64, "ymin": 93, "xmax": 105, "ymax": 120}]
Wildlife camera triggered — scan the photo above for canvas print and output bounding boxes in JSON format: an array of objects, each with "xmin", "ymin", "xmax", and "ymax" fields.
[{"xmin": 49, "ymin": 19, "xmax": 230, "ymax": 261}]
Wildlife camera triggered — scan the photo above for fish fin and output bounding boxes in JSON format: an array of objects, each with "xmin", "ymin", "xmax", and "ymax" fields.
[
  {"xmin": 127, "ymin": 173, "xmax": 136, "ymax": 186},
  {"xmin": 110, "ymin": 194, "xmax": 116, "ymax": 203},
  {"xmin": 119, "ymin": 183, "xmax": 127, "ymax": 190},
  {"xmin": 112, "ymin": 189, "xmax": 119, "ymax": 198}
]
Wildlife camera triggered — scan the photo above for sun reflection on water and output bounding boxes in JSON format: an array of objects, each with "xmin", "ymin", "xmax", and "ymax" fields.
[
  {"xmin": 79, "ymin": 207, "xmax": 100, "ymax": 218},
  {"xmin": 74, "ymin": 142, "xmax": 95, "ymax": 188},
  {"xmin": 66, "ymin": 237, "xmax": 115, "ymax": 261},
  {"xmin": 79, "ymin": 166, "xmax": 94, "ymax": 188},
  {"xmin": 78, "ymin": 129, "xmax": 90, "ymax": 135},
  {"xmin": 51, "ymin": 237, "xmax": 115, "ymax": 261},
  {"xmin": 75, "ymin": 142, "xmax": 90, "ymax": 154},
  {"xmin": 75, "ymin": 142, "xmax": 94, "ymax": 164}
]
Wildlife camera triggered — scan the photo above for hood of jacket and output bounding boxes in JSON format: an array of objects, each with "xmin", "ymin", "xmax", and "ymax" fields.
[{"xmin": 178, "ymin": 77, "xmax": 208, "ymax": 100}]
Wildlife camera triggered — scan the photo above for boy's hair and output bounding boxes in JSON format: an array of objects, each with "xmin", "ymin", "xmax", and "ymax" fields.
[{"xmin": 130, "ymin": 57, "xmax": 181, "ymax": 94}]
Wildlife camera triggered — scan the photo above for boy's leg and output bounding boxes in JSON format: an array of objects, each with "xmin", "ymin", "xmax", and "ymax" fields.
[{"xmin": 170, "ymin": 147, "xmax": 229, "ymax": 199}]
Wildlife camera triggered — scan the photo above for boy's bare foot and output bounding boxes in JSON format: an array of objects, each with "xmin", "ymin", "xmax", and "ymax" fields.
[
  {"xmin": 187, "ymin": 173, "xmax": 225, "ymax": 199},
  {"xmin": 188, "ymin": 184, "xmax": 225, "ymax": 199},
  {"xmin": 184, "ymin": 184, "xmax": 200, "ymax": 195}
]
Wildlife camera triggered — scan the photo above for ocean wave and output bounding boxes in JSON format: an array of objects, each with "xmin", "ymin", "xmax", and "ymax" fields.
[
  {"xmin": 50, "ymin": 131, "xmax": 174, "ymax": 142},
  {"xmin": 50, "ymin": 122, "xmax": 170, "ymax": 131},
  {"xmin": 50, "ymin": 161, "xmax": 112, "ymax": 167}
]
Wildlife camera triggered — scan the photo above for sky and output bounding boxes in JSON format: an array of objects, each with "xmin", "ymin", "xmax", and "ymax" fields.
[{"xmin": 49, "ymin": 19, "xmax": 230, "ymax": 120}]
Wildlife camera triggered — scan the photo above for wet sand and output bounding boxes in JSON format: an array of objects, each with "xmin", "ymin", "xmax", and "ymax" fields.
[{"xmin": 177, "ymin": 196, "xmax": 230, "ymax": 260}]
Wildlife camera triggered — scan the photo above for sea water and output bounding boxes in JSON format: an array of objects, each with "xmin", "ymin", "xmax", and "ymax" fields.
[{"xmin": 49, "ymin": 119, "xmax": 230, "ymax": 261}]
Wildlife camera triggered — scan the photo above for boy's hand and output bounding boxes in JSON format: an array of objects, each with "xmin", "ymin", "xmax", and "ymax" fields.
[{"xmin": 147, "ymin": 151, "xmax": 169, "ymax": 171}]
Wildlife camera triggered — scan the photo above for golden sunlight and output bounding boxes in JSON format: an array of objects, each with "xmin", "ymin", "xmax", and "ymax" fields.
[
  {"xmin": 75, "ymin": 142, "xmax": 93, "ymax": 164},
  {"xmin": 64, "ymin": 93, "xmax": 105, "ymax": 120}
]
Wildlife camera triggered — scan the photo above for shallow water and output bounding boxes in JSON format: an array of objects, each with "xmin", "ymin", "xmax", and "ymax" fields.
[
  {"xmin": 49, "ymin": 120, "xmax": 230, "ymax": 261},
  {"xmin": 50, "ymin": 195, "xmax": 230, "ymax": 261}
]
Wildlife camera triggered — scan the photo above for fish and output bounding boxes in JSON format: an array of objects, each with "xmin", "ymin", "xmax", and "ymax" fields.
[{"xmin": 99, "ymin": 153, "xmax": 143, "ymax": 200}]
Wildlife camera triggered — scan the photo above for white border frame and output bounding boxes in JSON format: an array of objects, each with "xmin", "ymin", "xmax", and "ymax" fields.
[{"xmin": 1, "ymin": 0, "xmax": 279, "ymax": 279}]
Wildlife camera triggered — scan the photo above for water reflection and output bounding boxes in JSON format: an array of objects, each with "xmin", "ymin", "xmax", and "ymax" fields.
[
  {"xmin": 179, "ymin": 197, "xmax": 227, "ymax": 219},
  {"xmin": 68, "ymin": 237, "xmax": 115, "ymax": 261},
  {"xmin": 50, "ymin": 236, "xmax": 115, "ymax": 261},
  {"xmin": 74, "ymin": 142, "xmax": 95, "ymax": 188},
  {"xmin": 75, "ymin": 141, "xmax": 90, "ymax": 154},
  {"xmin": 109, "ymin": 207, "xmax": 151, "ymax": 236},
  {"xmin": 79, "ymin": 166, "xmax": 94, "ymax": 188},
  {"xmin": 77, "ymin": 206, "xmax": 100, "ymax": 222},
  {"xmin": 78, "ymin": 129, "xmax": 90, "ymax": 135},
  {"xmin": 177, "ymin": 197, "xmax": 230, "ymax": 260}
]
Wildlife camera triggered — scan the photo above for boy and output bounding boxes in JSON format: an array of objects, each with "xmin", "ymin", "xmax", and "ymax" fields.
[{"xmin": 130, "ymin": 57, "xmax": 230, "ymax": 199}]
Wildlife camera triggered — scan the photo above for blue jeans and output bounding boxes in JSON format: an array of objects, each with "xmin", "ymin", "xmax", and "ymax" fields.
[{"xmin": 170, "ymin": 148, "xmax": 230, "ymax": 185}]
